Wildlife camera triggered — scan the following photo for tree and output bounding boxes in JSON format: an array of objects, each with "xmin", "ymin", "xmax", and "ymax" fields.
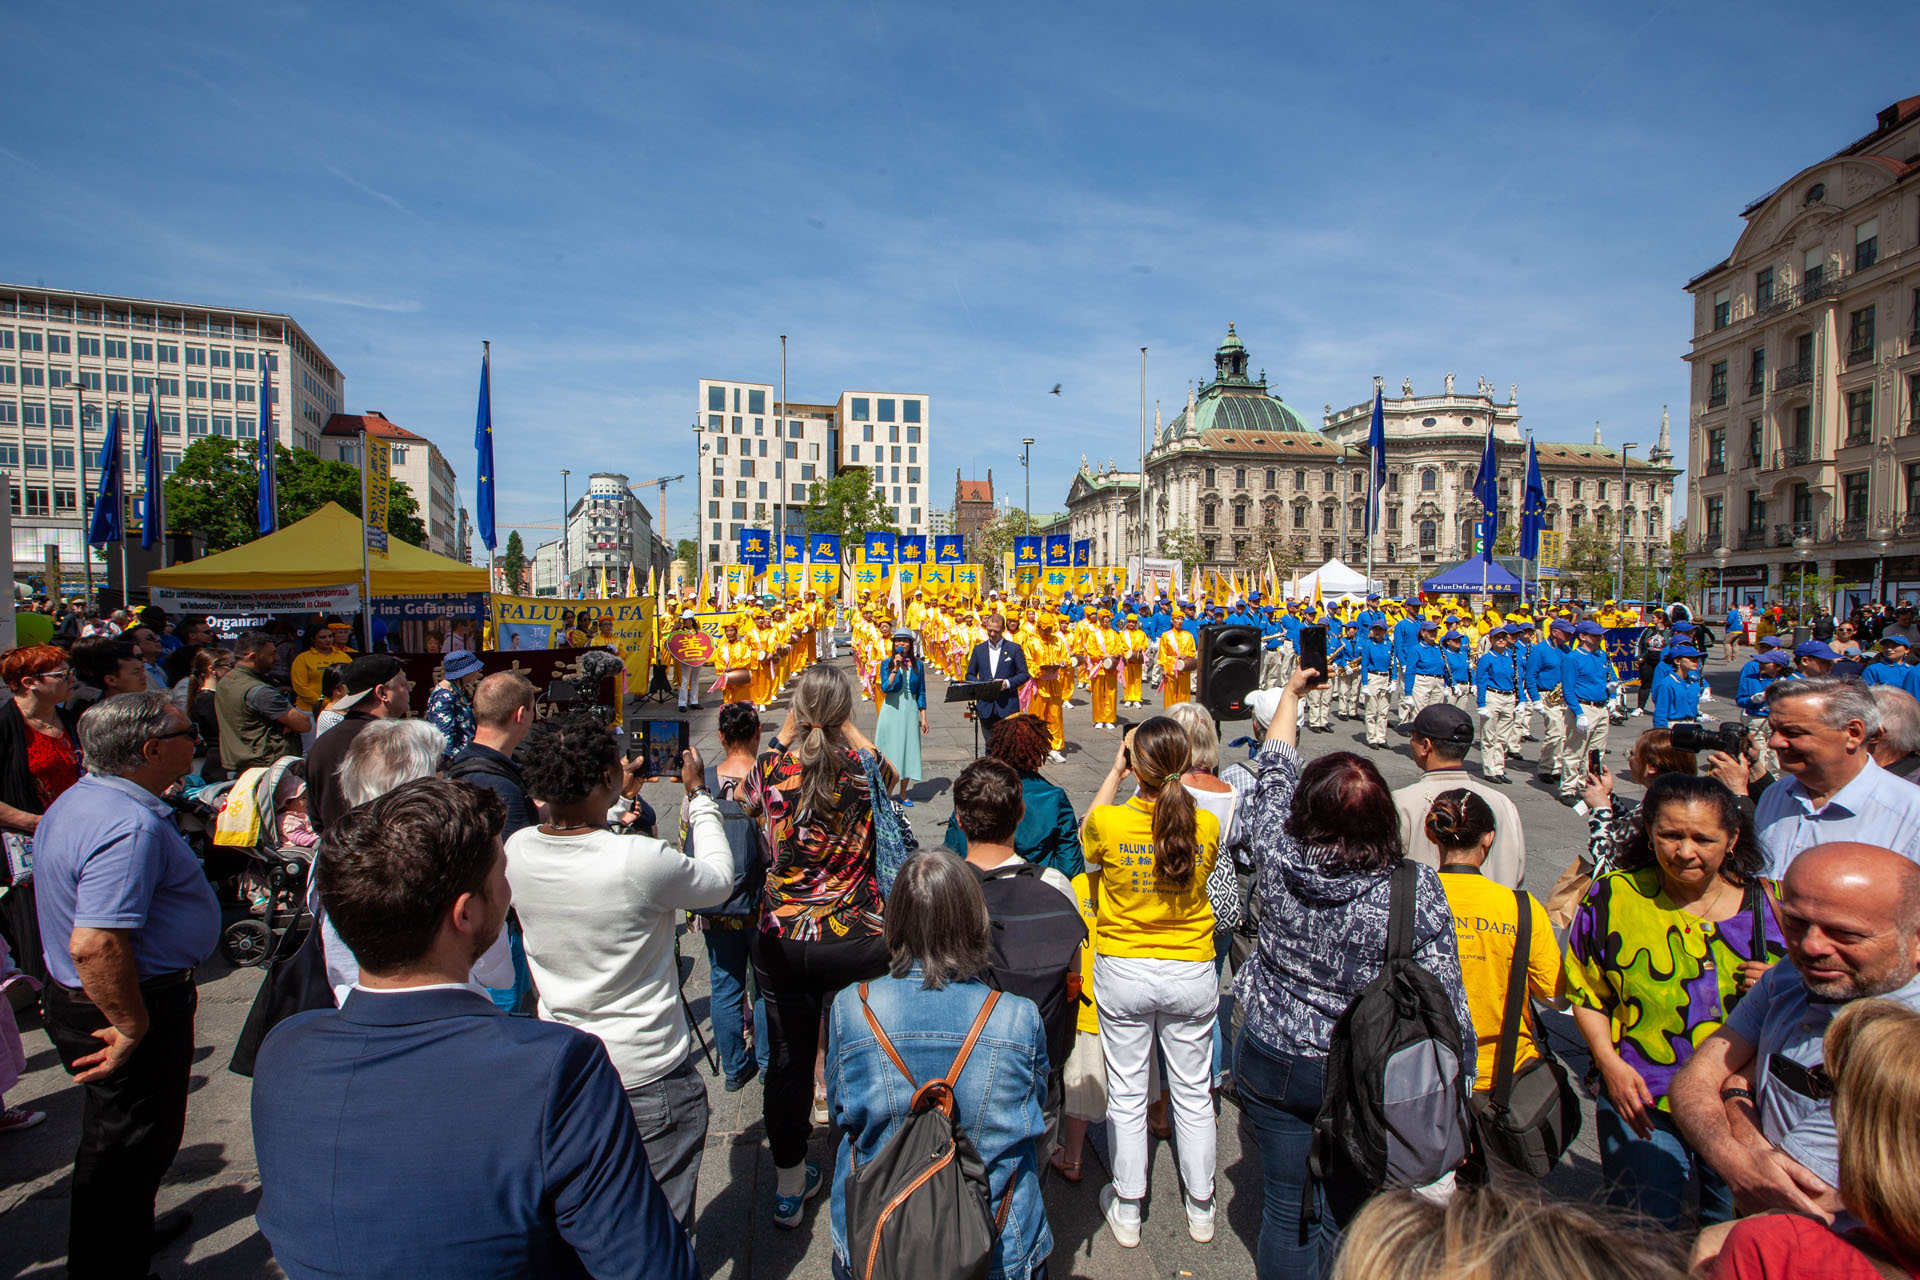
[
  {"xmin": 800, "ymin": 467, "xmax": 898, "ymax": 545},
  {"xmin": 1492, "ymin": 523, "xmax": 1518, "ymax": 557},
  {"xmin": 501, "ymin": 530, "xmax": 529, "ymax": 593},
  {"xmin": 164, "ymin": 437, "xmax": 428, "ymax": 553},
  {"xmin": 674, "ymin": 538, "xmax": 698, "ymax": 574},
  {"xmin": 1157, "ymin": 529, "xmax": 1207, "ymax": 579}
]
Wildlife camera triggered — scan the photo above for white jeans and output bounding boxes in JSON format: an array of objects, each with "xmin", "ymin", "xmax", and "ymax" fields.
[{"xmin": 1095, "ymin": 953, "xmax": 1217, "ymax": 1204}]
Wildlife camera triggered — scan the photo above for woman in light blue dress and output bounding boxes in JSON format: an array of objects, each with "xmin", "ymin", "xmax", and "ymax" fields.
[{"xmin": 874, "ymin": 628, "xmax": 927, "ymax": 805}]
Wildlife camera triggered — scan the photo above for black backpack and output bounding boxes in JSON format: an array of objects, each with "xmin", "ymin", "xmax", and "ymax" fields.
[
  {"xmin": 701, "ymin": 767, "xmax": 765, "ymax": 919},
  {"xmin": 1307, "ymin": 861, "xmax": 1472, "ymax": 1214},
  {"xmin": 843, "ymin": 984, "xmax": 1011, "ymax": 1280},
  {"xmin": 974, "ymin": 863, "xmax": 1086, "ymax": 1076}
]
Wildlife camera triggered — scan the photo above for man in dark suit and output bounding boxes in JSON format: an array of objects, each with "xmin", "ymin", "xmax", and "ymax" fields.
[
  {"xmin": 251, "ymin": 777, "xmax": 696, "ymax": 1280},
  {"xmin": 964, "ymin": 611, "xmax": 1031, "ymax": 740}
]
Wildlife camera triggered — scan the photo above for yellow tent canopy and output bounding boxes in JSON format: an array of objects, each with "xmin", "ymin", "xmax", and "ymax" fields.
[{"xmin": 147, "ymin": 502, "xmax": 488, "ymax": 595}]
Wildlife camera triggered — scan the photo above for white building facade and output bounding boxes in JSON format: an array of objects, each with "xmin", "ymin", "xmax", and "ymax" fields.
[
  {"xmin": 322, "ymin": 412, "xmax": 463, "ymax": 559},
  {"xmin": 563, "ymin": 472, "xmax": 657, "ymax": 595},
  {"xmin": 1, "ymin": 284, "xmax": 343, "ymax": 585}
]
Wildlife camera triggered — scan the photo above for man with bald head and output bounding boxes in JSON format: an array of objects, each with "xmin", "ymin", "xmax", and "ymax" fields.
[{"xmin": 1671, "ymin": 841, "xmax": 1920, "ymax": 1220}]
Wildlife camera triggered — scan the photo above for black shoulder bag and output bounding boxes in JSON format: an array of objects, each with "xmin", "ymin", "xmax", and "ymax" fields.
[{"xmin": 1472, "ymin": 889, "xmax": 1582, "ymax": 1179}]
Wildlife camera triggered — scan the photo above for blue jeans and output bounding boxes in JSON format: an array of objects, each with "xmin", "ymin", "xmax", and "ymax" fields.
[
  {"xmin": 1234, "ymin": 1031, "xmax": 1361, "ymax": 1280},
  {"xmin": 1595, "ymin": 1094, "xmax": 1733, "ymax": 1229},
  {"xmin": 1211, "ymin": 930, "xmax": 1234, "ymax": 1082},
  {"xmin": 704, "ymin": 925, "xmax": 769, "ymax": 1083}
]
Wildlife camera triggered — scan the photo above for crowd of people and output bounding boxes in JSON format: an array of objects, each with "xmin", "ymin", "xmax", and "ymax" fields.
[{"xmin": 6, "ymin": 585, "xmax": 1920, "ymax": 1280}]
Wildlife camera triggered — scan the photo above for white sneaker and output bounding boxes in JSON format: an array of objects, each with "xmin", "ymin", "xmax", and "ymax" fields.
[
  {"xmin": 1186, "ymin": 1195, "xmax": 1216, "ymax": 1243},
  {"xmin": 1099, "ymin": 1184, "xmax": 1141, "ymax": 1248},
  {"xmin": 1630, "ymin": 708, "xmax": 1645, "ymax": 717}
]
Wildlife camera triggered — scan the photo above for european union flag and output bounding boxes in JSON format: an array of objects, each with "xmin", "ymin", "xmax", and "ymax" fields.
[
  {"xmin": 88, "ymin": 405, "xmax": 124, "ymax": 547},
  {"xmin": 898, "ymin": 535, "xmax": 926, "ymax": 564},
  {"xmin": 1519, "ymin": 438, "xmax": 1546, "ymax": 562},
  {"xmin": 740, "ymin": 528, "xmax": 771, "ymax": 568},
  {"xmin": 865, "ymin": 532, "xmax": 896, "ymax": 565},
  {"xmin": 1044, "ymin": 534, "xmax": 1070, "ymax": 567},
  {"xmin": 1072, "ymin": 539, "xmax": 1091, "ymax": 567},
  {"xmin": 934, "ymin": 534, "xmax": 963, "ymax": 564},
  {"xmin": 1014, "ymin": 536, "xmax": 1041, "ymax": 566},
  {"xmin": 1470, "ymin": 421, "xmax": 1499, "ymax": 565},
  {"xmin": 809, "ymin": 532, "xmax": 841, "ymax": 562},
  {"xmin": 257, "ymin": 368, "xmax": 277, "ymax": 535},
  {"xmin": 140, "ymin": 394, "xmax": 164, "ymax": 552},
  {"xmin": 474, "ymin": 350, "xmax": 496, "ymax": 553},
  {"xmin": 780, "ymin": 531, "xmax": 805, "ymax": 563},
  {"xmin": 1364, "ymin": 386, "xmax": 1387, "ymax": 536}
]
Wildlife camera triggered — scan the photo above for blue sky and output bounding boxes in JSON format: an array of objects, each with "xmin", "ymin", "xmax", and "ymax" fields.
[{"xmin": 5, "ymin": 1, "xmax": 1915, "ymax": 554}]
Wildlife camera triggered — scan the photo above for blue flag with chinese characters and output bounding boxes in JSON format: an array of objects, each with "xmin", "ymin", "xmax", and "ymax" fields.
[
  {"xmin": 1014, "ymin": 536, "xmax": 1041, "ymax": 567},
  {"xmin": 1470, "ymin": 421, "xmax": 1499, "ymax": 565},
  {"xmin": 898, "ymin": 535, "xmax": 926, "ymax": 564},
  {"xmin": 864, "ymin": 531, "xmax": 895, "ymax": 565},
  {"xmin": 88, "ymin": 405, "xmax": 124, "ymax": 547},
  {"xmin": 1072, "ymin": 539, "xmax": 1091, "ymax": 567},
  {"xmin": 809, "ymin": 532, "xmax": 840, "ymax": 563},
  {"xmin": 474, "ymin": 351, "xmax": 496, "ymax": 553},
  {"xmin": 779, "ymin": 531, "xmax": 804, "ymax": 563},
  {"xmin": 739, "ymin": 528, "xmax": 770, "ymax": 568},
  {"xmin": 140, "ymin": 394, "xmax": 164, "ymax": 551},
  {"xmin": 934, "ymin": 534, "xmax": 963, "ymax": 564},
  {"xmin": 1044, "ymin": 533, "xmax": 1071, "ymax": 567}
]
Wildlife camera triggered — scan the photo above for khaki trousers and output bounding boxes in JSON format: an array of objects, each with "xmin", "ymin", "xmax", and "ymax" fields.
[
  {"xmin": 1538, "ymin": 691, "xmax": 1569, "ymax": 772},
  {"xmin": 1559, "ymin": 703, "xmax": 1611, "ymax": 796},
  {"xmin": 1479, "ymin": 690, "xmax": 1519, "ymax": 778},
  {"xmin": 1362, "ymin": 673, "xmax": 1392, "ymax": 745},
  {"xmin": 1410, "ymin": 674, "xmax": 1445, "ymax": 715}
]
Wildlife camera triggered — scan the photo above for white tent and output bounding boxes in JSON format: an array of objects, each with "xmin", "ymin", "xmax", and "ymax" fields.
[{"xmin": 1286, "ymin": 558, "xmax": 1382, "ymax": 600}]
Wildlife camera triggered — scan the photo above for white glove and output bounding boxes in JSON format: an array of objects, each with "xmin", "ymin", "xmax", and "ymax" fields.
[
  {"xmin": 1575, "ymin": 713, "xmax": 1593, "ymax": 732},
  {"xmin": 1477, "ymin": 707, "xmax": 1491, "ymax": 719},
  {"xmin": 1700, "ymin": 691, "xmax": 1713, "ymax": 702}
]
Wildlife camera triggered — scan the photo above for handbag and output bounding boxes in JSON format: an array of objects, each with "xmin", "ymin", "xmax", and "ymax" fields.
[
  {"xmin": 1204, "ymin": 849, "xmax": 1242, "ymax": 932},
  {"xmin": 1543, "ymin": 857, "xmax": 1593, "ymax": 932},
  {"xmin": 1473, "ymin": 888, "xmax": 1582, "ymax": 1178},
  {"xmin": 228, "ymin": 911, "xmax": 334, "ymax": 1078},
  {"xmin": 858, "ymin": 750, "xmax": 919, "ymax": 899}
]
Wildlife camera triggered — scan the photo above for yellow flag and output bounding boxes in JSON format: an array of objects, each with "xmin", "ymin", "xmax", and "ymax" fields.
[{"xmin": 363, "ymin": 433, "xmax": 393, "ymax": 560}]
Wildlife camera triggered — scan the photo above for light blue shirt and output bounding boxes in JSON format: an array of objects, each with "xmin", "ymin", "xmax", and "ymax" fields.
[
  {"xmin": 1755, "ymin": 756, "xmax": 1920, "ymax": 879},
  {"xmin": 1725, "ymin": 962, "xmax": 1920, "ymax": 1190},
  {"xmin": 32, "ymin": 773, "xmax": 222, "ymax": 987}
]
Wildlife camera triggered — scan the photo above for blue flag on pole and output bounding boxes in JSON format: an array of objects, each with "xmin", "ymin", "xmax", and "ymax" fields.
[
  {"xmin": 1364, "ymin": 387, "xmax": 1387, "ymax": 535},
  {"xmin": 257, "ymin": 369, "xmax": 277, "ymax": 534},
  {"xmin": 864, "ymin": 532, "xmax": 896, "ymax": 565},
  {"xmin": 933, "ymin": 534, "xmax": 963, "ymax": 564},
  {"xmin": 897, "ymin": 535, "xmax": 926, "ymax": 564},
  {"xmin": 1044, "ymin": 534, "xmax": 1071, "ymax": 567},
  {"xmin": 1519, "ymin": 437, "xmax": 1546, "ymax": 562},
  {"xmin": 141, "ymin": 394, "xmax": 164, "ymax": 552},
  {"xmin": 809, "ymin": 533, "xmax": 841, "ymax": 563},
  {"xmin": 88, "ymin": 406, "xmax": 124, "ymax": 547},
  {"xmin": 739, "ymin": 528, "xmax": 771, "ymax": 569},
  {"xmin": 1470, "ymin": 421, "xmax": 1499, "ymax": 565},
  {"xmin": 779, "ymin": 531, "xmax": 805, "ymax": 564},
  {"xmin": 1014, "ymin": 536, "xmax": 1041, "ymax": 568},
  {"xmin": 1072, "ymin": 539, "xmax": 1091, "ymax": 567},
  {"xmin": 475, "ymin": 351, "xmax": 496, "ymax": 553}
]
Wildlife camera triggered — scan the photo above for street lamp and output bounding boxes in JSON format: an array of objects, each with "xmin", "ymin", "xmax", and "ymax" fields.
[
  {"xmin": 560, "ymin": 469, "xmax": 571, "ymax": 597},
  {"xmin": 1713, "ymin": 544, "xmax": 1730, "ymax": 615},
  {"xmin": 691, "ymin": 421, "xmax": 704, "ymax": 586},
  {"xmin": 1654, "ymin": 544, "xmax": 1673, "ymax": 604},
  {"xmin": 1873, "ymin": 523, "xmax": 1894, "ymax": 605},
  {"xmin": 1793, "ymin": 534, "xmax": 1814, "ymax": 618},
  {"xmin": 1615, "ymin": 441, "xmax": 1637, "ymax": 601},
  {"xmin": 1020, "ymin": 438, "xmax": 1035, "ymax": 536}
]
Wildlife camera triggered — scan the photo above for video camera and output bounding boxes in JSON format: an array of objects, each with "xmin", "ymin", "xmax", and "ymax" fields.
[{"xmin": 1670, "ymin": 721, "xmax": 1748, "ymax": 756}]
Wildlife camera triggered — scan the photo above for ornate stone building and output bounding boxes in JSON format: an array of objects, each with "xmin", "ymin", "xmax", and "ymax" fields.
[
  {"xmin": 1064, "ymin": 326, "xmax": 1680, "ymax": 598},
  {"xmin": 1681, "ymin": 95, "xmax": 1920, "ymax": 612}
]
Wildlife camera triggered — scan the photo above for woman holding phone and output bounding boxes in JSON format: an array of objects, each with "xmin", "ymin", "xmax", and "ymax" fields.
[{"xmin": 874, "ymin": 628, "xmax": 927, "ymax": 805}]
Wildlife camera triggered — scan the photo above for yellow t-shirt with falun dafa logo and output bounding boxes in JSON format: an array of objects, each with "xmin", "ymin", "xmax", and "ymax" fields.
[{"xmin": 1080, "ymin": 796, "xmax": 1218, "ymax": 962}]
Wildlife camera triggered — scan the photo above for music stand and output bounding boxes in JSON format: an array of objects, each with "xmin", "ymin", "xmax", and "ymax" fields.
[{"xmin": 945, "ymin": 679, "xmax": 1004, "ymax": 758}]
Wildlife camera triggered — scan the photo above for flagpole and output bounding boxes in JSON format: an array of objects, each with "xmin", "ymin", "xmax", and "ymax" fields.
[
  {"xmin": 777, "ymin": 335, "xmax": 787, "ymax": 581},
  {"xmin": 359, "ymin": 428, "xmax": 375, "ymax": 651}
]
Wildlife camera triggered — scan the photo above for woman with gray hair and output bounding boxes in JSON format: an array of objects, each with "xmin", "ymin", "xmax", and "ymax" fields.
[
  {"xmin": 825, "ymin": 850, "xmax": 1051, "ymax": 1280},
  {"xmin": 1867, "ymin": 683, "xmax": 1920, "ymax": 783},
  {"xmin": 315, "ymin": 717, "xmax": 512, "ymax": 1001}
]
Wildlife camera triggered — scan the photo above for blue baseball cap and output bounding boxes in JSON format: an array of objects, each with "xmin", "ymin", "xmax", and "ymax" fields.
[
  {"xmin": 1368, "ymin": 616, "xmax": 1388, "ymax": 629},
  {"xmin": 1575, "ymin": 620, "xmax": 1607, "ymax": 637},
  {"xmin": 1758, "ymin": 648, "xmax": 1795, "ymax": 665},
  {"xmin": 1366, "ymin": 593, "xmax": 1380, "ymax": 602},
  {"xmin": 1666, "ymin": 644, "xmax": 1701, "ymax": 659},
  {"xmin": 1795, "ymin": 640, "xmax": 1839, "ymax": 661},
  {"xmin": 1418, "ymin": 619, "xmax": 1439, "ymax": 632},
  {"xmin": 1550, "ymin": 619, "xmax": 1574, "ymax": 635},
  {"xmin": 1443, "ymin": 630, "xmax": 1465, "ymax": 643},
  {"xmin": 1672, "ymin": 621, "xmax": 1695, "ymax": 633}
]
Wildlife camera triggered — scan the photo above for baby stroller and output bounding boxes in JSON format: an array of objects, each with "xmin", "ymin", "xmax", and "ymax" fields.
[{"xmin": 209, "ymin": 757, "xmax": 317, "ymax": 968}]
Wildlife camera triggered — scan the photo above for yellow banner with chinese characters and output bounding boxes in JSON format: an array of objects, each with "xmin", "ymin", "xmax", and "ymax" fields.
[
  {"xmin": 724, "ymin": 564, "xmax": 753, "ymax": 599},
  {"xmin": 806, "ymin": 562, "xmax": 840, "ymax": 596},
  {"xmin": 363, "ymin": 433, "xmax": 393, "ymax": 559},
  {"xmin": 953, "ymin": 564, "xmax": 981, "ymax": 598},
  {"xmin": 894, "ymin": 563, "xmax": 922, "ymax": 593}
]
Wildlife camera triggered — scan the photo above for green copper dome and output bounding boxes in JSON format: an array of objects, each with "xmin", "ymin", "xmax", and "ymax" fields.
[{"xmin": 1164, "ymin": 325, "xmax": 1313, "ymax": 440}]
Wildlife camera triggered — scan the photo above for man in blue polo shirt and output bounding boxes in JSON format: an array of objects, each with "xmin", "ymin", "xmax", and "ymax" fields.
[
  {"xmin": 1558, "ymin": 619, "xmax": 1616, "ymax": 802},
  {"xmin": 35, "ymin": 692, "xmax": 221, "ymax": 1275}
]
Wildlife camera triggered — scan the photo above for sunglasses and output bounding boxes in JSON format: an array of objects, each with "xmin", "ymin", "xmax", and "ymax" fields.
[
  {"xmin": 33, "ymin": 668, "xmax": 72, "ymax": 680},
  {"xmin": 146, "ymin": 728, "xmax": 198, "ymax": 744}
]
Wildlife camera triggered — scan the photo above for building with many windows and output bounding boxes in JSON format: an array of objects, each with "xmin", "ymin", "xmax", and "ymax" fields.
[
  {"xmin": 1065, "ymin": 326, "xmax": 1678, "ymax": 598},
  {"xmin": 1682, "ymin": 95, "xmax": 1920, "ymax": 611},
  {"xmin": 563, "ymin": 472, "xmax": 657, "ymax": 596},
  {"xmin": 322, "ymin": 412, "xmax": 463, "ymax": 559},
  {"xmin": 693, "ymin": 378, "xmax": 931, "ymax": 569},
  {"xmin": 0, "ymin": 284, "xmax": 343, "ymax": 586}
]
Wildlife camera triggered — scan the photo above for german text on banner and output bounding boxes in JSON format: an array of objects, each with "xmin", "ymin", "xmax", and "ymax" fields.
[
  {"xmin": 364, "ymin": 435, "xmax": 393, "ymax": 558},
  {"xmin": 489, "ymin": 594, "xmax": 657, "ymax": 686}
]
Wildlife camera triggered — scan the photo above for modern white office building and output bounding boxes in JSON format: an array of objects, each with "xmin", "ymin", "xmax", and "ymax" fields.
[
  {"xmin": 693, "ymin": 377, "xmax": 931, "ymax": 570},
  {"xmin": 1, "ymin": 283, "xmax": 343, "ymax": 586}
]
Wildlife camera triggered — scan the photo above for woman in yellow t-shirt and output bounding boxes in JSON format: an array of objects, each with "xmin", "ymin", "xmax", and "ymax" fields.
[
  {"xmin": 1080, "ymin": 716, "xmax": 1220, "ymax": 1247},
  {"xmin": 289, "ymin": 622, "xmax": 352, "ymax": 714}
]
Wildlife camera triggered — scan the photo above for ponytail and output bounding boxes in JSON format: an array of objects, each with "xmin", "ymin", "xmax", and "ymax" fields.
[{"xmin": 1128, "ymin": 716, "xmax": 1202, "ymax": 886}]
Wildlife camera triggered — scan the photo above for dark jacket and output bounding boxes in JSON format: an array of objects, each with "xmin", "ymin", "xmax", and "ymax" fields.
[
  {"xmin": 306, "ymin": 712, "xmax": 378, "ymax": 835},
  {"xmin": 445, "ymin": 743, "xmax": 534, "ymax": 840},
  {"xmin": 963, "ymin": 639, "xmax": 1030, "ymax": 720}
]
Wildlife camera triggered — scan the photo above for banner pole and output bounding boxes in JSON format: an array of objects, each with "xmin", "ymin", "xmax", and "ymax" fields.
[{"xmin": 360, "ymin": 428, "xmax": 374, "ymax": 651}]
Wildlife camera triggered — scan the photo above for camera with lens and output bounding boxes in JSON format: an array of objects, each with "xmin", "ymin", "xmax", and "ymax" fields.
[{"xmin": 1670, "ymin": 721, "xmax": 1748, "ymax": 756}]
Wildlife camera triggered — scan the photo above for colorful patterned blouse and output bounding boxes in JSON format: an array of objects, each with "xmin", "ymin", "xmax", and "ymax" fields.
[
  {"xmin": 1563, "ymin": 865, "xmax": 1787, "ymax": 1107},
  {"xmin": 748, "ymin": 744, "xmax": 894, "ymax": 943},
  {"xmin": 425, "ymin": 685, "xmax": 476, "ymax": 759}
]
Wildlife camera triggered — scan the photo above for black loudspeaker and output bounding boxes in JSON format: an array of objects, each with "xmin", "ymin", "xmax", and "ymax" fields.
[{"xmin": 1197, "ymin": 623, "xmax": 1261, "ymax": 721}]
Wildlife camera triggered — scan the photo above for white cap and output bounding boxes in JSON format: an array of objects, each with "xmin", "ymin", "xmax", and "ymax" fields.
[{"xmin": 1247, "ymin": 687, "xmax": 1283, "ymax": 730}]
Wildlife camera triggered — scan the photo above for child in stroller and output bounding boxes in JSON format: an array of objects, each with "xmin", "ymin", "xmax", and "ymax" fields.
[{"xmin": 209, "ymin": 758, "xmax": 317, "ymax": 967}]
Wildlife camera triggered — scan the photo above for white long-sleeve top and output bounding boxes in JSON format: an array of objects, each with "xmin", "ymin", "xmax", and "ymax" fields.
[{"xmin": 505, "ymin": 794, "xmax": 732, "ymax": 1089}]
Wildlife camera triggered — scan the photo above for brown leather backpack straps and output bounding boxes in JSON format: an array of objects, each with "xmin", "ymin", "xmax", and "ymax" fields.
[
  {"xmin": 859, "ymin": 981, "xmax": 918, "ymax": 1087},
  {"xmin": 942, "ymin": 990, "xmax": 1001, "ymax": 1088}
]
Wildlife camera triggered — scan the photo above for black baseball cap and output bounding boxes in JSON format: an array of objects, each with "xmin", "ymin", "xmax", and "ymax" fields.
[{"xmin": 1409, "ymin": 704, "xmax": 1475, "ymax": 746}]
